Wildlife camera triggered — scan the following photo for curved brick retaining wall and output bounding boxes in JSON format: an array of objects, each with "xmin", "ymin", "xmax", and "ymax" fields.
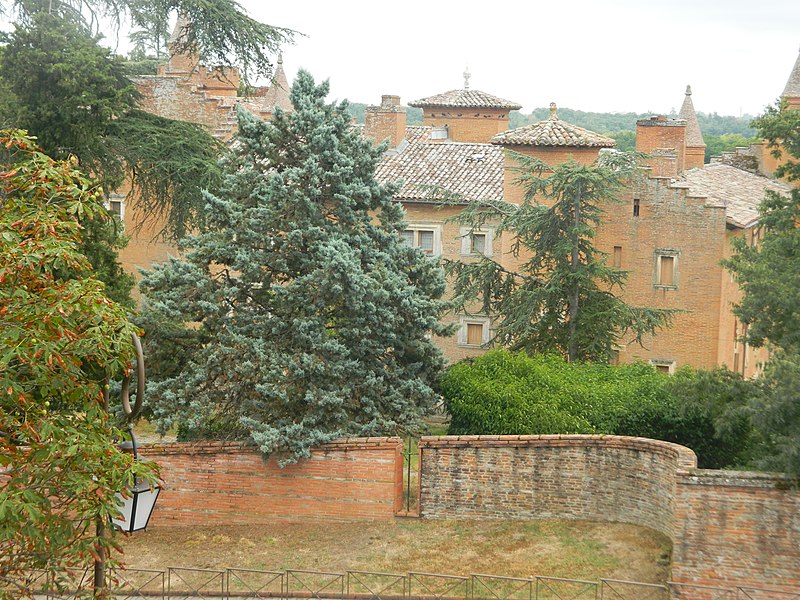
[
  {"xmin": 417, "ymin": 435, "xmax": 697, "ymax": 539},
  {"xmin": 143, "ymin": 434, "xmax": 799, "ymax": 591}
]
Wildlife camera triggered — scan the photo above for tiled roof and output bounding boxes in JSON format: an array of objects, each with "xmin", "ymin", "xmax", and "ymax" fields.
[
  {"xmin": 375, "ymin": 141, "xmax": 504, "ymax": 203},
  {"xmin": 679, "ymin": 163, "xmax": 792, "ymax": 228},
  {"xmin": 404, "ymin": 126, "xmax": 433, "ymax": 144},
  {"xmin": 491, "ymin": 106, "xmax": 616, "ymax": 148},
  {"xmin": 409, "ymin": 89, "xmax": 522, "ymax": 110},
  {"xmin": 783, "ymin": 48, "xmax": 800, "ymax": 99},
  {"xmin": 678, "ymin": 85, "xmax": 705, "ymax": 147}
]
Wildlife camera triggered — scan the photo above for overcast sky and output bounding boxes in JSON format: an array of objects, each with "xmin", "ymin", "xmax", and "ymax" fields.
[{"xmin": 239, "ymin": 0, "xmax": 799, "ymax": 117}]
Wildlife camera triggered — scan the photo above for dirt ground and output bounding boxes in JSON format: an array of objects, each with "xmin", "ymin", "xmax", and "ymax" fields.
[{"xmin": 118, "ymin": 518, "xmax": 671, "ymax": 584}]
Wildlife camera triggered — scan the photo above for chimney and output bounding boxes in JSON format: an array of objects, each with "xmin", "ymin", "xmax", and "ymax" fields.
[
  {"xmin": 364, "ymin": 95, "xmax": 406, "ymax": 149},
  {"xmin": 635, "ymin": 116, "xmax": 687, "ymax": 177}
]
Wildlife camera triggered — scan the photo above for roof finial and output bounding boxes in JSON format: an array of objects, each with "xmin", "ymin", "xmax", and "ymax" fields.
[
  {"xmin": 277, "ymin": 52, "xmax": 283, "ymax": 65},
  {"xmin": 685, "ymin": 84, "xmax": 692, "ymax": 96},
  {"xmin": 463, "ymin": 67, "xmax": 471, "ymax": 90},
  {"xmin": 549, "ymin": 102, "xmax": 558, "ymax": 120}
]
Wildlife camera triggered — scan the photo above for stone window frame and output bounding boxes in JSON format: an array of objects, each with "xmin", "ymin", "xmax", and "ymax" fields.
[
  {"xmin": 402, "ymin": 224, "xmax": 443, "ymax": 257},
  {"xmin": 459, "ymin": 226, "xmax": 494, "ymax": 258},
  {"xmin": 457, "ymin": 315, "xmax": 492, "ymax": 348},
  {"xmin": 649, "ymin": 358, "xmax": 677, "ymax": 375},
  {"xmin": 106, "ymin": 193, "xmax": 126, "ymax": 225},
  {"xmin": 654, "ymin": 249, "xmax": 680, "ymax": 290}
]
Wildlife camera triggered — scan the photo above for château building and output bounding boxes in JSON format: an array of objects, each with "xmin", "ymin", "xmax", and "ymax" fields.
[{"xmin": 119, "ymin": 23, "xmax": 799, "ymax": 376}]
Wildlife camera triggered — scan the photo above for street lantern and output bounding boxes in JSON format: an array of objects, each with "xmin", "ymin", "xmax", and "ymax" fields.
[
  {"xmin": 112, "ymin": 476, "xmax": 161, "ymax": 533},
  {"xmin": 111, "ymin": 436, "xmax": 162, "ymax": 534},
  {"xmin": 95, "ymin": 332, "xmax": 161, "ymax": 593}
]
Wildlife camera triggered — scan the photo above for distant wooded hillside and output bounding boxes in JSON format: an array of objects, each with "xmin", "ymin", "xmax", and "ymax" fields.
[{"xmin": 346, "ymin": 103, "xmax": 758, "ymax": 161}]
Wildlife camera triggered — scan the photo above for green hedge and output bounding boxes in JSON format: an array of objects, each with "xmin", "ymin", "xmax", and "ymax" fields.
[{"xmin": 441, "ymin": 350, "xmax": 757, "ymax": 469}]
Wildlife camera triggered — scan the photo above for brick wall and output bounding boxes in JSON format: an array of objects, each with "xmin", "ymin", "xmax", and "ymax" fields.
[
  {"xmin": 417, "ymin": 434, "xmax": 800, "ymax": 590},
  {"xmin": 418, "ymin": 435, "xmax": 696, "ymax": 539},
  {"xmin": 144, "ymin": 438, "xmax": 403, "ymax": 525},
  {"xmin": 595, "ymin": 178, "xmax": 729, "ymax": 370},
  {"xmin": 673, "ymin": 470, "xmax": 800, "ymax": 591},
  {"xmin": 422, "ymin": 109, "xmax": 510, "ymax": 144},
  {"xmin": 635, "ymin": 117, "xmax": 687, "ymax": 176}
]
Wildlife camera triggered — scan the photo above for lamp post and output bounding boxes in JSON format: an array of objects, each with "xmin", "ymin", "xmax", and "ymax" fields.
[{"xmin": 93, "ymin": 332, "xmax": 161, "ymax": 596}]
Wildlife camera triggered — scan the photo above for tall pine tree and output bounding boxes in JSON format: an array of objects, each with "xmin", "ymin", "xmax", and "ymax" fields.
[
  {"xmin": 445, "ymin": 151, "xmax": 675, "ymax": 363},
  {"xmin": 140, "ymin": 71, "xmax": 449, "ymax": 461}
]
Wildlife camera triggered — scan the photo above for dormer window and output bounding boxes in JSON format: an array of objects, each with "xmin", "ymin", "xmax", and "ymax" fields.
[{"xmin": 431, "ymin": 126, "xmax": 448, "ymax": 141}]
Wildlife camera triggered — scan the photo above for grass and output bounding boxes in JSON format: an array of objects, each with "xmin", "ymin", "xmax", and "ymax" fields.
[{"xmin": 118, "ymin": 519, "xmax": 671, "ymax": 585}]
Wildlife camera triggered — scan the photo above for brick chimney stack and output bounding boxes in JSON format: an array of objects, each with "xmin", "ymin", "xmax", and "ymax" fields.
[
  {"xmin": 635, "ymin": 116, "xmax": 688, "ymax": 177},
  {"xmin": 364, "ymin": 95, "xmax": 406, "ymax": 149}
]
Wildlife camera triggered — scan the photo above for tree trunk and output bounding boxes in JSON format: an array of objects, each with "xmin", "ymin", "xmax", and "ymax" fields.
[{"xmin": 567, "ymin": 184, "xmax": 582, "ymax": 362}]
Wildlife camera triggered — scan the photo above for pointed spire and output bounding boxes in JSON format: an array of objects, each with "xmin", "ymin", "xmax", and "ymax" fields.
[
  {"xmin": 261, "ymin": 52, "xmax": 292, "ymax": 113},
  {"xmin": 782, "ymin": 46, "xmax": 800, "ymax": 101},
  {"xmin": 549, "ymin": 102, "xmax": 558, "ymax": 120},
  {"xmin": 168, "ymin": 13, "xmax": 192, "ymax": 48},
  {"xmin": 679, "ymin": 84, "xmax": 705, "ymax": 148}
]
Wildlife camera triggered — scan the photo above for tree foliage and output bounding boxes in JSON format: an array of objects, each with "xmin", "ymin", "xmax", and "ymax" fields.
[
  {"xmin": 3, "ymin": 0, "xmax": 294, "ymax": 82},
  {"xmin": 722, "ymin": 100, "xmax": 800, "ymax": 476},
  {"xmin": 441, "ymin": 350, "xmax": 757, "ymax": 469},
  {"xmin": 509, "ymin": 107, "xmax": 755, "ymax": 139},
  {"xmin": 0, "ymin": 14, "xmax": 225, "ymax": 241},
  {"xmin": 140, "ymin": 72, "xmax": 450, "ymax": 462},
  {"xmin": 0, "ymin": 130, "xmax": 157, "ymax": 599},
  {"xmin": 445, "ymin": 151, "xmax": 675, "ymax": 362}
]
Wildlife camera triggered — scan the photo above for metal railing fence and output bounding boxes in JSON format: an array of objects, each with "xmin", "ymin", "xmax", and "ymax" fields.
[{"xmin": 14, "ymin": 566, "xmax": 799, "ymax": 599}]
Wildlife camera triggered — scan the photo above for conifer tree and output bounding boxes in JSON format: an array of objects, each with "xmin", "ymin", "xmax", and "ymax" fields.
[
  {"xmin": 445, "ymin": 151, "xmax": 674, "ymax": 363},
  {"xmin": 140, "ymin": 71, "xmax": 449, "ymax": 461}
]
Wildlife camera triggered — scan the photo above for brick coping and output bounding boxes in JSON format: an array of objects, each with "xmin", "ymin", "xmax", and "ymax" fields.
[
  {"xmin": 142, "ymin": 437, "xmax": 403, "ymax": 455},
  {"xmin": 419, "ymin": 434, "xmax": 698, "ymax": 469}
]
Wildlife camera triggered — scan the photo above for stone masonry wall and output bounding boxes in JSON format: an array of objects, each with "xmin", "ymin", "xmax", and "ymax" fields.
[
  {"xmin": 418, "ymin": 435, "xmax": 697, "ymax": 539},
  {"xmin": 144, "ymin": 438, "xmax": 403, "ymax": 526},
  {"xmin": 418, "ymin": 435, "xmax": 800, "ymax": 590},
  {"xmin": 672, "ymin": 470, "xmax": 800, "ymax": 591}
]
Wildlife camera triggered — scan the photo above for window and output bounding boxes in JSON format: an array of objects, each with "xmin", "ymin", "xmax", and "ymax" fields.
[
  {"xmin": 613, "ymin": 246, "xmax": 622, "ymax": 268},
  {"xmin": 466, "ymin": 323, "xmax": 483, "ymax": 345},
  {"xmin": 460, "ymin": 227, "xmax": 493, "ymax": 257},
  {"xmin": 105, "ymin": 194, "xmax": 125, "ymax": 224},
  {"xmin": 633, "ymin": 198, "xmax": 640, "ymax": 217},
  {"xmin": 457, "ymin": 316, "xmax": 491, "ymax": 347},
  {"xmin": 654, "ymin": 250, "xmax": 679, "ymax": 289},
  {"xmin": 402, "ymin": 225, "xmax": 441, "ymax": 256},
  {"xmin": 431, "ymin": 126, "xmax": 448, "ymax": 140},
  {"xmin": 650, "ymin": 359, "xmax": 676, "ymax": 374}
]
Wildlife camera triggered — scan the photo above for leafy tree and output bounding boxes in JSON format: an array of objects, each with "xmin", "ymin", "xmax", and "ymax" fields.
[
  {"xmin": 445, "ymin": 151, "xmax": 675, "ymax": 362},
  {"xmin": 0, "ymin": 130, "xmax": 157, "ymax": 599},
  {"xmin": 723, "ymin": 100, "xmax": 800, "ymax": 475},
  {"xmin": 607, "ymin": 130, "xmax": 636, "ymax": 152},
  {"xmin": 751, "ymin": 99, "xmax": 800, "ymax": 183},
  {"xmin": 0, "ymin": 14, "xmax": 225, "ymax": 239},
  {"xmin": 0, "ymin": 14, "xmax": 226, "ymax": 306},
  {"xmin": 704, "ymin": 133, "xmax": 760, "ymax": 163},
  {"xmin": 3, "ymin": 0, "xmax": 294, "ymax": 83},
  {"xmin": 140, "ymin": 72, "xmax": 450, "ymax": 462}
]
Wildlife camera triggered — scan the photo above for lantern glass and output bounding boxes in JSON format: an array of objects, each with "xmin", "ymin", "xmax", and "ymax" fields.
[{"xmin": 112, "ymin": 478, "xmax": 161, "ymax": 533}]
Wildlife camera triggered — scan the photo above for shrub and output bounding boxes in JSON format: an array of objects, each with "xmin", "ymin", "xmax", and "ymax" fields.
[{"xmin": 441, "ymin": 350, "xmax": 758, "ymax": 469}]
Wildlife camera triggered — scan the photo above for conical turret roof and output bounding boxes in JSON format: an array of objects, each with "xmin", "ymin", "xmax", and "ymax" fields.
[
  {"xmin": 678, "ymin": 85, "xmax": 705, "ymax": 148},
  {"xmin": 168, "ymin": 13, "xmax": 192, "ymax": 49},
  {"xmin": 491, "ymin": 103, "xmax": 615, "ymax": 148},
  {"xmin": 783, "ymin": 47, "xmax": 800, "ymax": 100},
  {"xmin": 261, "ymin": 54, "xmax": 292, "ymax": 113}
]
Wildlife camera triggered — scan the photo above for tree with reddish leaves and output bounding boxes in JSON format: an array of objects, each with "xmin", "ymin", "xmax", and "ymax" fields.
[{"xmin": 0, "ymin": 130, "xmax": 158, "ymax": 599}]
